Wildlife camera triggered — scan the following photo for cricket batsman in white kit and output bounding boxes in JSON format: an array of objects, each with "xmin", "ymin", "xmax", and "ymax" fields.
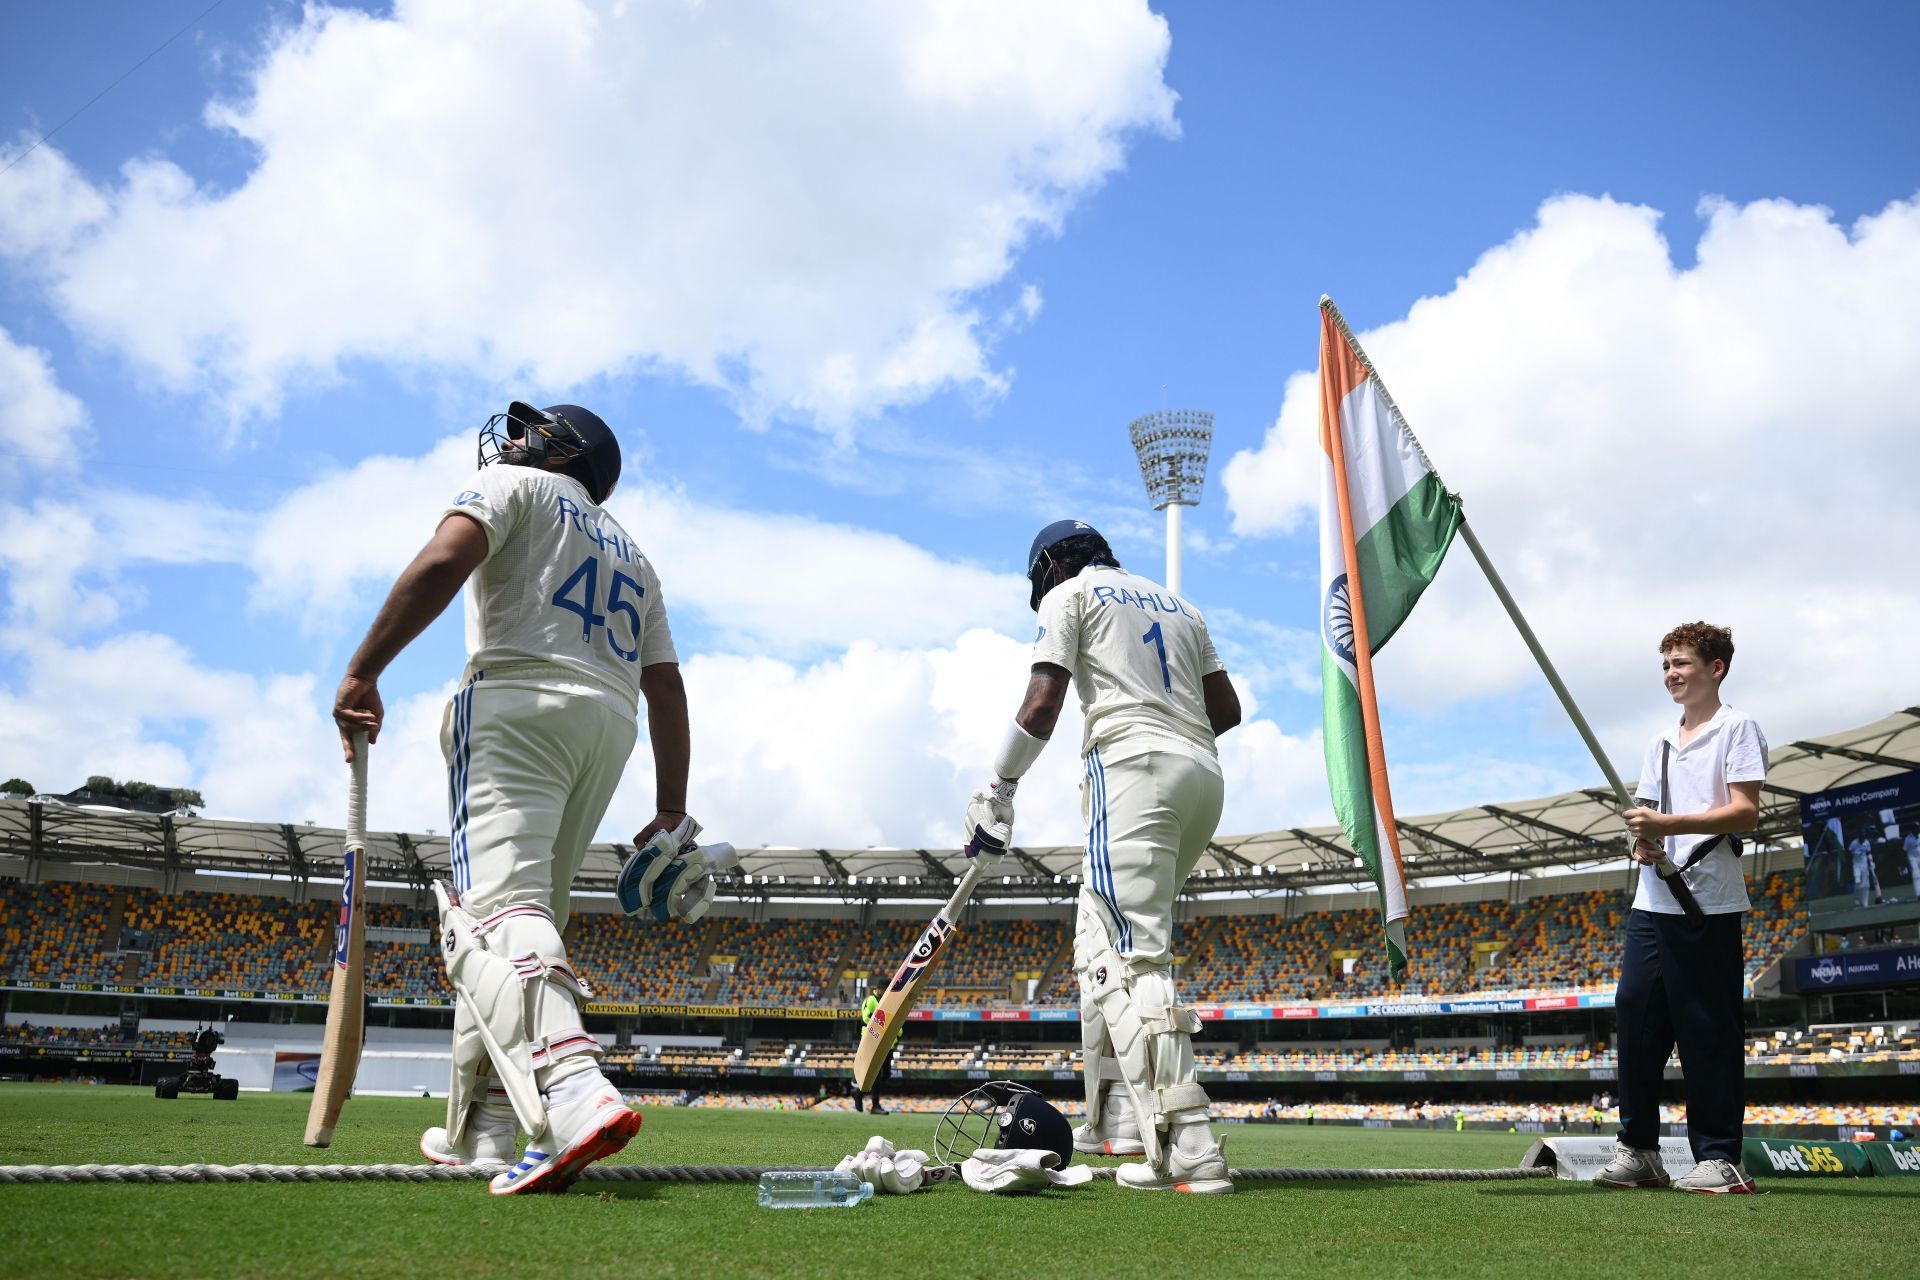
[
  {"xmin": 334, "ymin": 402, "xmax": 723, "ymax": 1195},
  {"xmin": 964, "ymin": 520, "xmax": 1242, "ymax": 1193}
]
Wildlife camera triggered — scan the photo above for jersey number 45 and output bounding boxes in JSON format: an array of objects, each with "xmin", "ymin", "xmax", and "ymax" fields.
[{"xmin": 552, "ymin": 555, "xmax": 644, "ymax": 662}]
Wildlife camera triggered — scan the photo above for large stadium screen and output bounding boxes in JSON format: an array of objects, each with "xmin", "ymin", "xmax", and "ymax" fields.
[{"xmin": 1799, "ymin": 769, "xmax": 1920, "ymax": 930}]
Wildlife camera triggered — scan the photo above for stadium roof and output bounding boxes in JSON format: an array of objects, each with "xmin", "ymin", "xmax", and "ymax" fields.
[{"xmin": 4, "ymin": 708, "xmax": 1915, "ymax": 904}]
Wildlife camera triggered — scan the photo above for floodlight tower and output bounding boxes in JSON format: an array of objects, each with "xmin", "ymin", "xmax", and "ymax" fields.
[{"xmin": 1128, "ymin": 408, "xmax": 1214, "ymax": 596}]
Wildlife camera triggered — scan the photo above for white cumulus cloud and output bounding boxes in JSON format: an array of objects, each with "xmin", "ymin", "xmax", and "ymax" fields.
[
  {"xmin": 0, "ymin": 429, "xmax": 1328, "ymax": 846},
  {"xmin": 239, "ymin": 429, "xmax": 1030, "ymax": 655},
  {"xmin": 1222, "ymin": 191, "xmax": 1920, "ymax": 766},
  {"xmin": 1, "ymin": 0, "xmax": 1175, "ymax": 427},
  {"xmin": 0, "ymin": 326, "xmax": 88, "ymax": 474}
]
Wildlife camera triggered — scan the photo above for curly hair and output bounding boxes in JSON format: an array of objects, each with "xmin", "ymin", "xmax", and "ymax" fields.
[
  {"xmin": 1659, "ymin": 621, "xmax": 1734, "ymax": 673},
  {"xmin": 1048, "ymin": 533, "xmax": 1120, "ymax": 579}
]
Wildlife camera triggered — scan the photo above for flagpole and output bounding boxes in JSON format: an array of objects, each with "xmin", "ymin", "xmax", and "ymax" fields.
[
  {"xmin": 1454, "ymin": 520, "xmax": 1633, "ymax": 810},
  {"xmin": 1318, "ymin": 296, "xmax": 1634, "ymax": 810}
]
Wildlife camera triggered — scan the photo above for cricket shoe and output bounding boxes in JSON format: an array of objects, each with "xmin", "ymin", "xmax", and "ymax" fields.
[
  {"xmin": 489, "ymin": 1083, "xmax": 641, "ymax": 1196},
  {"xmin": 420, "ymin": 1100, "xmax": 517, "ymax": 1172},
  {"xmin": 1115, "ymin": 1124, "xmax": 1233, "ymax": 1194},
  {"xmin": 1592, "ymin": 1141, "xmax": 1671, "ymax": 1189},
  {"xmin": 1073, "ymin": 1085, "xmax": 1146, "ymax": 1157},
  {"xmin": 1672, "ymin": 1159, "xmax": 1757, "ymax": 1195}
]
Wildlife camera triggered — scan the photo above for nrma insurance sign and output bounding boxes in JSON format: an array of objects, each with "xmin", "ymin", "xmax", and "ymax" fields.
[{"xmin": 1796, "ymin": 944, "xmax": 1920, "ymax": 990}]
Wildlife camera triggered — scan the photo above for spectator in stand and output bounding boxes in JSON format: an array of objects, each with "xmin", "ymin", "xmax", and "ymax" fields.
[{"xmin": 1602, "ymin": 622, "xmax": 1765, "ymax": 1196}]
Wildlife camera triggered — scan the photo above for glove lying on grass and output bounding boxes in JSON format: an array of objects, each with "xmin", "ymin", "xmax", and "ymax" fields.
[
  {"xmin": 959, "ymin": 1147, "xmax": 1094, "ymax": 1194},
  {"xmin": 835, "ymin": 1136, "xmax": 939, "ymax": 1194}
]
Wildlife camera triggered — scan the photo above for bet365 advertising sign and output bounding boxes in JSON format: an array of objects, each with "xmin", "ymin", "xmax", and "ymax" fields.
[
  {"xmin": 1865, "ymin": 1143, "xmax": 1920, "ymax": 1177},
  {"xmin": 1742, "ymin": 1138, "xmax": 1872, "ymax": 1177}
]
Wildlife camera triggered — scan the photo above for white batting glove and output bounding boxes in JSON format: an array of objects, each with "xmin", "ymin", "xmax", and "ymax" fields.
[
  {"xmin": 963, "ymin": 779, "xmax": 1017, "ymax": 860},
  {"xmin": 959, "ymin": 1147, "xmax": 1093, "ymax": 1193},
  {"xmin": 834, "ymin": 1136, "xmax": 929, "ymax": 1194}
]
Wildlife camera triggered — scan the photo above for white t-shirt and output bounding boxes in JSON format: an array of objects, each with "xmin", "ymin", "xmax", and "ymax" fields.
[
  {"xmin": 1031, "ymin": 565, "xmax": 1225, "ymax": 763},
  {"xmin": 1630, "ymin": 704, "xmax": 1768, "ymax": 915},
  {"xmin": 444, "ymin": 464, "xmax": 676, "ymax": 712}
]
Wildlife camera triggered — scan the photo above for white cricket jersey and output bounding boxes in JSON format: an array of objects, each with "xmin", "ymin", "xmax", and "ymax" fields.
[
  {"xmin": 443, "ymin": 464, "xmax": 676, "ymax": 712},
  {"xmin": 1630, "ymin": 704, "xmax": 1767, "ymax": 915},
  {"xmin": 1031, "ymin": 565, "xmax": 1225, "ymax": 764}
]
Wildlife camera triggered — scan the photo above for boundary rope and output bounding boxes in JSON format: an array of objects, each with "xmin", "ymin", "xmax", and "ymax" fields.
[{"xmin": 0, "ymin": 1162, "xmax": 1551, "ymax": 1185}]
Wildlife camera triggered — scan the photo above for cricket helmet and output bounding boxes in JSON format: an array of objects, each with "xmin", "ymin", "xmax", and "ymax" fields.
[
  {"xmin": 933, "ymin": 1080, "xmax": 1074, "ymax": 1172},
  {"xmin": 478, "ymin": 401, "xmax": 622, "ymax": 504},
  {"xmin": 1026, "ymin": 519, "xmax": 1115, "ymax": 611}
]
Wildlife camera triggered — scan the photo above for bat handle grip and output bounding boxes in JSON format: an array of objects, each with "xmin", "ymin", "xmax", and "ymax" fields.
[
  {"xmin": 346, "ymin": 732, "xmax": 369, "ymax": 848},
  {"xmin": 944, "ymin": 859, "xmax": 989, "ymax": 918}
]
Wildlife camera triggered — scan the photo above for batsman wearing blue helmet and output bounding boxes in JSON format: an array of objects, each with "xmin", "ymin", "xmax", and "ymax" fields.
[
  {"xmin": 334, "ymin": 402, "xmax": 720, "ymax": 1195},
  {"xmin": 962, "ymin": 520, "xmax": 1243, "ymax": 1193}
]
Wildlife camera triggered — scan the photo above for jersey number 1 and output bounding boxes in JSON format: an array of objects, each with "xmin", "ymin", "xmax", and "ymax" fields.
[
  {"xmin": 1141, "ymin": 622, "xmax": 1171, "ymax": 694},
  {"xmin": 553, "ymin": 556, "xmax": 644, "ymax": 662}
]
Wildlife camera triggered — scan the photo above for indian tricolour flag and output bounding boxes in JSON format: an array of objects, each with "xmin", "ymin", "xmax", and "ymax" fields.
[{"xmin": 1317, "ymin": 296, "xmax": 1461, "ymax": 976}]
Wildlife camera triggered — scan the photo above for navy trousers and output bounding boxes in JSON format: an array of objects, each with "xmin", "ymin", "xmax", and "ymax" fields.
[{"xmin": 1614, "ymin": 907, "xmax": 1746, "ymax": 1165}]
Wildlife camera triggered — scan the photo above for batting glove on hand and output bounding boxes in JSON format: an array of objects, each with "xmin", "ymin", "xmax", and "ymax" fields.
[
  {"xmin": 619, "ymin": 816, "xmax": 732, "ymax": 921},
  {"xmin": 963, "ymin": 779, "xmax": 1017, "ymax": 859}
]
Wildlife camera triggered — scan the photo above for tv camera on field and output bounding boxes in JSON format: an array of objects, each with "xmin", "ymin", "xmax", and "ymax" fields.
[{"xmin": 154, "ymin": 1017, "xmax": 239, "ymax": 1101}]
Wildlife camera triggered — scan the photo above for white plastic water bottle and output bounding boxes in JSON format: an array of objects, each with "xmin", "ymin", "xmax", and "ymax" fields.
[{"xmin": 756, "ymin": 1170, "xmax": 873, "ymax": 1209}]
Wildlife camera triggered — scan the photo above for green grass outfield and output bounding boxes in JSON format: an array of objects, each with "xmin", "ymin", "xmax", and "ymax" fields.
[{"xmin": 1, "ymin": 1085, "xmax": 1913, "ymax": 1280}]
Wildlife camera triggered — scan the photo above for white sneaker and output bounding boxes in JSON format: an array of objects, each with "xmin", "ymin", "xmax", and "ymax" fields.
[
  {"xmin": 489, "ymin": 1079, "xmax": 641, "ymax": 1196},
  {"xmin": 1672, "ymin": 1159, "xmax": 1757, "ymax": 1195},
  {"xmin": 1116, "ymin": 1123, "xmax": 1233, "ymax": 1194},
  {"xmin": 1073, "ymin": 1085, "xmax": 1146, "ymax": 1156},
  {"xmin": 1592, "ymin": 1141, "xmax": 1671, "ymax": 1189},
  {"xmin": 420, "ymin": 1100, "xmax": 517, "ymax": 1171}
]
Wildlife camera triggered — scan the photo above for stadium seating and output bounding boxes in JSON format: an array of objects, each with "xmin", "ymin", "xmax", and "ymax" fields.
[
  {"xmin": 0, "ymin": 882, "xmax": 120, "ymax": 986},
  {"xmin": 0, "ymin": 869, "xmax": 1831, "ymax": 1011},
  {"xmin": 120, "ymin": 888, "xmax": 330, "ymax": 993},
  {"xmin": 0, "ymin": 1023, "xmax": 194, "ymax": 1053},
  {"xmin": 1182, "ymin": 910, "xmax": 1346, "ymax": 1003},
  {"xmin": 933, "ymin": 919, "xmax": 1066, "ymax": 1005},
  {"xmin": 706, "ymin": 917, "xmax": 849, "ymax": 1006},
  {"xmin": 1743, "ymin": 872, "xmax": 1808, "ymax": 982},
  {"xmin": 567, "ymin": 910, "xmax": 710, "ymax": 1004},
  {"xmin": 363, "ymin": 900, "xmax": 446, "ymax": 999}
]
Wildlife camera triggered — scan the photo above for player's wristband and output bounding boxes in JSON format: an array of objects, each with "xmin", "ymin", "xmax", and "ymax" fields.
[{"xmin": 993, "ymin": 719, "xmax": 1046, "ymax": 782}]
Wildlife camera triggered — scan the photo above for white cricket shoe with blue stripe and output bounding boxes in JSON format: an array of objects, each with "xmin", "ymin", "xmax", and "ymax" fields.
[{"xmin": 489, "ymin": 1082, "xmax": 641, "ymax": 1196}]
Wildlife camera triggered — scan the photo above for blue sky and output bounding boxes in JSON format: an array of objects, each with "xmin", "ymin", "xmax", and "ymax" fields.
[{"xmin": 2, "ymin": 1, "xmax": 1916, "ymax": 853}]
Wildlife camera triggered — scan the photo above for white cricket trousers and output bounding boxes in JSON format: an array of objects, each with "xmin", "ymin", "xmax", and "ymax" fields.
[
  {"xmin": 441, "ymin": 672, "xmax": 637, "ymax": 928},
  {"xmin": 1076, "ymin": 741, "xmax": 1224, "ymax": 965}
]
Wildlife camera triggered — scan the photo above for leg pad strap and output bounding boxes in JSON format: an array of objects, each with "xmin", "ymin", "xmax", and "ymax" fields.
[
  {"xmin": 1077, "ymin": 944, "xmax": 1209, "ymax": 1166},
  {"xmin": 437, "ymin": 887, "xmax": 603, "ymax": 1136}
]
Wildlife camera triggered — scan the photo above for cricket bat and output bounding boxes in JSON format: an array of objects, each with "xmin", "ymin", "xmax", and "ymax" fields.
[
  {"xmin": 853, "ymin": 856, "xmax": 990, "ymax": 1092},
  {"xmin": 304, "ymin": 733, "xmax": 370, "ymax": 1147}
]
